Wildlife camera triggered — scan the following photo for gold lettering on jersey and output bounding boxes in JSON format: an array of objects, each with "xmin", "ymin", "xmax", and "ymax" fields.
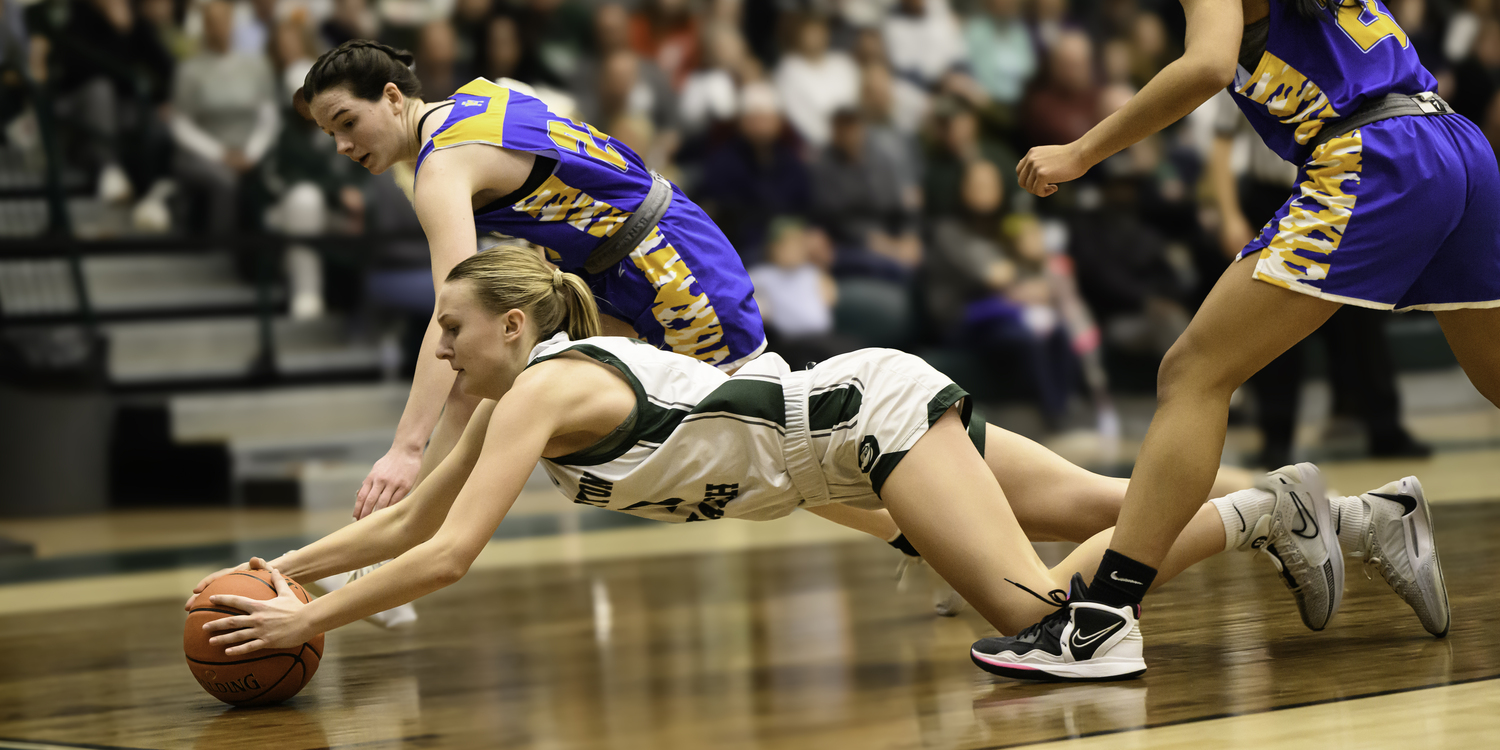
[
  {"xmin": 548, "ymin": 120, "xmax": 630, "ymax": 172},
  {"xmin": 1334, "ymin": 0, "xmax": 1409, "ymax": 53},
  {"xmin": 1235, "ymin": 52, "xmax": 1341, "ymax": 145},
  {"xmin": 1257, "ymin": 132, "xmax": 1363, "ymax": 288},
  {"xmin": 629, "ymin": 228, "xmax": 729, "ymax": 366},
  {"xmin": 512, "ymin": 174, "xmax": 631, "ymax": 238}
]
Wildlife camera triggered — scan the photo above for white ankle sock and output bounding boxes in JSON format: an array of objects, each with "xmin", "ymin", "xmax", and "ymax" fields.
[
  {"xmin": 1210, "ymin": 488, "xmax": 1277, "ymax": 552},
  {"xmin": 1332, "ymin": 494, "xmax": 1369, "ymax": 555}
]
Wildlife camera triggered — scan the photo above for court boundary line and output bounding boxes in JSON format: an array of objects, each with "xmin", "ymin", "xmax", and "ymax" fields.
[
  {"xmin": 0, "ymin": 733, "xmax": 447, "ymax": 750},
  {"xmin": 976, "ymin": 671, "xmax": 1500, "ymax": 749},
  {"xmin": 0, "ymin": 738, "xmax": 158, "ymax": 750}
]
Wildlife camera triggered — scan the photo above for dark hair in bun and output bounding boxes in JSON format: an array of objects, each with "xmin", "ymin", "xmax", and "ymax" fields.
[{"xmin": 297, "ymin": 39, "xmax": 422, "ymax": 111}]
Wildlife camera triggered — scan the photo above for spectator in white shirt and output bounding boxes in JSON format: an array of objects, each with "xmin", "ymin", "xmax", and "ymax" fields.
[
  {"xmin": 749, "ymin": 218, "xmax": 855, "ymax": 366},
  {"xmin": 881, "ymin": 0, "xmax": 965, "ymax": 89},
  {"xmin": 773, "ymin": 14, "xmax": 858, "ymax": 148},
  {"xmin": 679, "ymin": 23, "xmax": 754, "ymax": 135}
]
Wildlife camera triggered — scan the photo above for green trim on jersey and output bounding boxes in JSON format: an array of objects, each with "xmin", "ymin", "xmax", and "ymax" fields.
[
  {"xmin": 808, "ymin": 384, "xmax": 863, "ymax": 433},
  {"xmin": 869, "ymin": 384, "xmax": 973, "ymax": 496},
  {"xmin": 686, "ymin": 378, "xmax": 785, "ymax": 428},
  {"xmin": 527, "ymin": 343, "xmax": 683, "ymax": 466},
  {"xmin": 528, "ymin": 343, "xmax": 791, "ymax": 466},
  {"xmin": 967, "ymin": 405, "xmax": 987, "ymax": 456}
]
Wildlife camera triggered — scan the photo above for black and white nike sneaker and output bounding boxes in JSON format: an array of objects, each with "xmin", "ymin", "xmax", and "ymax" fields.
[
  {"xmin": 971, "ymin": 574, "xmax": 1145, "ymax": 682},
  {"xmin": 1256, "ymin": 463, "xmax": 1344, "ymax": 631},
  {"xmin": 1351, "ymin": 476, "xmax": 1450, "ymax": 637}
]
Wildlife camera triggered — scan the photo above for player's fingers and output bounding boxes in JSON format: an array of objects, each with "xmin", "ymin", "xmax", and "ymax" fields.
[
  {"xmin": 208, "ymin": 594, "xmax": 258, "ymax": 612},
  {"xmin": 203, "ymin": 614, "xmax": 249, "ymax": 633},
  {"xmin": 271, "ymin": 568, "xmax": 294, "ymax": 597},
  {"xmin": 247, "ymin": 557, "xmax": 267, "ymax": 569},
  {"xmin": 371, "ymin": 483, "xmax": 399, "ymax": 514},
  {"xmin": 355, "ymin": 477, "xmax": 376, "ymax": 518},
  {"xmin": 191, "ymin": 566, "xmax": 230, "ymax": 593},
  {"xmin": 209, "ymin": 627, "xmax": 260, "ymax": 647},
  {"xmin": 225, "ymin": 639, "xmax": 266, "ymax": 657},
  {"xmin": 1021, "ymin": 161, "xmax": 1043, "ymax": 196},
  {"xmin": 355, "ymin": 480, "xmax": 382, "ymax": 519}
]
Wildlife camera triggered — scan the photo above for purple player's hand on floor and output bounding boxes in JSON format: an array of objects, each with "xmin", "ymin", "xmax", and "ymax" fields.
[{"xmin": 355, "ymin": 448, "xmax": 422, "ymax": 520}]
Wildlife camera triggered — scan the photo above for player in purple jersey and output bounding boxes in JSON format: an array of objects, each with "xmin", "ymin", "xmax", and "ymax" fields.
[
  {"xmin": 294, "ymin": 41, "xmax": 771, "ymax": 521},
  {"xmin": 975, "ymin": 0, "xmax": 1486, "ymax": 680},
  {"xmin": 291, "ymin": 40, "xmax": 1015, "ymax": 614}
]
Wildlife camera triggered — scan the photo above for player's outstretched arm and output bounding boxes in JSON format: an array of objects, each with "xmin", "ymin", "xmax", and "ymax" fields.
[
  {"xmin": 274, "ymin": 399, "xmax": 501, "ymax": 583},
  {"xmin": 214, "ymin": 375, "xmax": 567, "ymax": 652},
  {"xmin": 354, "ymin": 152, "xmax": 489, "ymax": 519},
  {"xmin": 1017, "ymin": 0, "xmax": 1241, "ymax": 197},
  {"xmin": 185, "ymin": 400, "xmax": 502, "ymax": 611}
]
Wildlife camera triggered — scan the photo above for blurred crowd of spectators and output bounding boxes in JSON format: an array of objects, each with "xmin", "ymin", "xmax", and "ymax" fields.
[{"xmin": 3, "ymin": 0, "xmax": 1498, "ymax": 433}]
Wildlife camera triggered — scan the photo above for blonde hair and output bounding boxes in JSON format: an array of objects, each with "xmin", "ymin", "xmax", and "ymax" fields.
[{"xmin": 446, "ymin": 248, "xmax": 602, "ymax": 340}]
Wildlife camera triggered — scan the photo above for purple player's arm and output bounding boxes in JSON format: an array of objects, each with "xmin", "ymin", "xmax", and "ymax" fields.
[{"xmin": 1017, "ymin": 0, "xmax": 1244, "ymax": 197}]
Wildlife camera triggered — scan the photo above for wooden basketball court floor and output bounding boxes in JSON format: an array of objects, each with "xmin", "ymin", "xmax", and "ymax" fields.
[{"xmin": 2, "ymin": 447, "xmax": 1499, "ymax": 749}]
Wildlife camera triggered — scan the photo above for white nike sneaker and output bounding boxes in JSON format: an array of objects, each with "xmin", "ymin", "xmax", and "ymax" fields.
[
  {"xmin": 315, "ymin": 561, "xmax": 419, "ymax": 628},
  {"xmin": 1255, "ymin": 463, "xmax": 1344, "ymax": 631},
  {"xmin": 1351, "ymin": 477, "xmax": 1450, "ymax": 637}
]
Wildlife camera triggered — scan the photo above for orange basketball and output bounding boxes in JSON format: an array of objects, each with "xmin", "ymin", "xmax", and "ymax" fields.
[{"xmin": 184, "ymin": 570, "xmax": 324, "ymax": 707}]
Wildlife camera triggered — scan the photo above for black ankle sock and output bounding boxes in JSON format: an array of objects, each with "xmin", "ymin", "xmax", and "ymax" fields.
[
  {"xmin": 888, "ymin": 533, "xmax": 921, "ymax": 558},
  {"xmin": 1088, "ymin": 550, "xmax": 1158, "ymax": 607}
]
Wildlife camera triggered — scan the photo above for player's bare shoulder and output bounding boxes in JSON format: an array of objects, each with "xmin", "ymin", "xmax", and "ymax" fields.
[
  {"xmin": 509, "ymin": 353, "xmax": 636, "ymax": 455},
  {"xmin": 419, "ymin": 143, "xmax": 538, "ymax": 211}
]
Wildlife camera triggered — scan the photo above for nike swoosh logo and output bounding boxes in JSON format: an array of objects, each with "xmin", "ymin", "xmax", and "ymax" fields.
[
  {"xmin": 1110, "ymin": 571, "xmax": 1143, "ymax": 586},
  {"xmin": 1369, "ymin": 491, "xmax": 1420, "ymax": 515},
  {"xmin": 1233, "ymin": 504, "xmax": 1246, "ymax": 533},
  {"xmin": 1070, "ymin": 621, "xmax": 1122, "ymax": 650},
  {"xmin": 1291, "ymin": 492, "xmax": 1320, "ymax": 540}
]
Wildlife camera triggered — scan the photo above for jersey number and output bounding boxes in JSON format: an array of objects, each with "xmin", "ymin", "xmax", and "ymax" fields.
[
  {"xmin": 1334, "ymin": 0, "xmax": 1409, "ymax": 53},
  {"xmin": 548, "ymin": 120, "xmax": 630, "ymax": 172}
]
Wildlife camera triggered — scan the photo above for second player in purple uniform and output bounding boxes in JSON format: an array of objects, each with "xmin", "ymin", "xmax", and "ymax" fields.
[{"xmin": 977, "ymin": 0, "xmax": 1494, "ymax": 681}]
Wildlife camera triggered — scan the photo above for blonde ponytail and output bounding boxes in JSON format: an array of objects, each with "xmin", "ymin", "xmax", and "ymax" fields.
[
  {"xmin": 446, "ymin": 248, "xmax": 602, "ymax": 340},
  {"xmin": 555, "ymin": 270, "xmax": 602, "ymax": 340}
]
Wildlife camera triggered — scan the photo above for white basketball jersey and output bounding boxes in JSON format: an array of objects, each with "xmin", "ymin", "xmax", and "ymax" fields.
[{"xmin": 527, "ymin": 333, "xmax": 975, "ymax": 523}]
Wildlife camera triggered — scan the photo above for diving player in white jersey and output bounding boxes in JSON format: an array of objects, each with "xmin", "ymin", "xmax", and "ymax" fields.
[{"xmin": 187, "ymin": 248, "xmax": 1446, "ymax": 682}]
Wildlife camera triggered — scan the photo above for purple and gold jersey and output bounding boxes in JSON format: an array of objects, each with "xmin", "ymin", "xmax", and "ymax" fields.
[
  {"xmin": 1229, "ymin": 0, "xmax": 1437, "ymax": 165},
  {"xmin": 1228, "ymin": 4, "xmax": 1500, "ymax": 311},
  {"xmin": 415, "ymin": 79, "xmax": 766, "ymax": 370}
]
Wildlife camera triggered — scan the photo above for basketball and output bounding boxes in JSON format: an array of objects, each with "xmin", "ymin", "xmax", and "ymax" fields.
[{"xmin": 183, "ymin": 570, "xmax": 324, "ymax": 707}]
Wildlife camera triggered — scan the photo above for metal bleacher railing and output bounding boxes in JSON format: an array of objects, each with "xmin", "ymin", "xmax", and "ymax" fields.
[{"xmin": 0, "ymin": 69, "xmax": 426, "ymax": 394}]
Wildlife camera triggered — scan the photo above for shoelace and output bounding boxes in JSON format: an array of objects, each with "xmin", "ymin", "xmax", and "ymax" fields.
[
  {"xmin": 1354, "ymin": 528, "xmax": 1407, "ymax": 595},
  {"xmin": 1015, "ymin": 606, "xmax": 1071, "ymax": 644},
  {"xmin": 1256, "ymin": 541, "xmax": 1308, "ymax": 593}
]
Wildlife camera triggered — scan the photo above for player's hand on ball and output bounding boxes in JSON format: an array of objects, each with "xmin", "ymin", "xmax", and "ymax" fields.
[
  {"xmin": 204, "ymin": 568, "xmax": 311, "ymax": 656},
  {"xmin": 1017, "ymin": 143, "xmax": 1089, "ymax": 197},
  {"xmin": 185, "ymin": 557, "xmax": 271, "ymax": 611}
]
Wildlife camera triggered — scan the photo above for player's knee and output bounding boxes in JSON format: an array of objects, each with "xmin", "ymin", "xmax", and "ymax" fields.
[{"xmin": 1156, "ymin": 337, "xmax": 1241, "ymax": 404}]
